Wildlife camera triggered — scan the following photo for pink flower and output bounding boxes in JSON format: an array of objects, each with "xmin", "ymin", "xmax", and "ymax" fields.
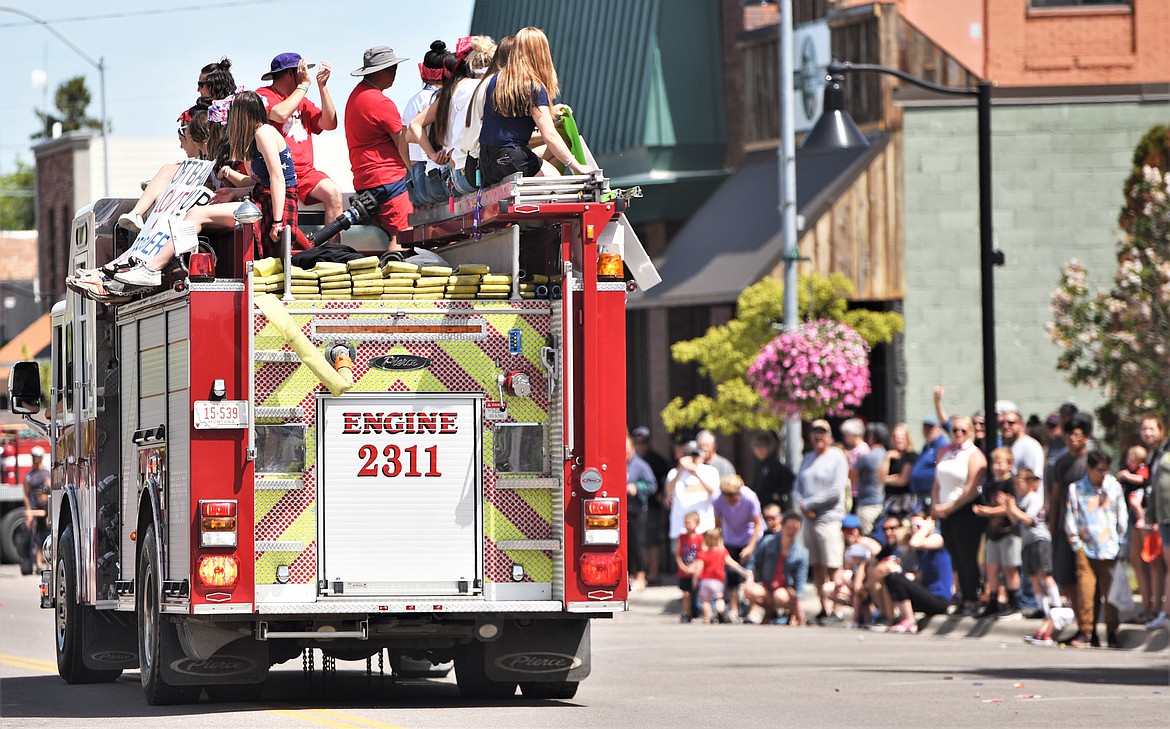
[{"xmin": 746, "ymin": 319, "xmax": 871, "ymax": 420}]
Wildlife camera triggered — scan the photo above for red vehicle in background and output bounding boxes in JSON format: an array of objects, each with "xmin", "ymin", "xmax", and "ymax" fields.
[{"xmin": 1, "ymin": 423, "xmax": 51, "ymax": 564}]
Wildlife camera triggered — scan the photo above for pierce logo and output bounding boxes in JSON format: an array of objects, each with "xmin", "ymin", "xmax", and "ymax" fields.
[
  {"xmin": 169, "ymin": 656, "xmax": 256, "ymax": 676},
  {"xmin": 494, "ymin": 652, "xmax": 581, "ymax": 673},
  {"xmin": 368, "ymin": 354, "xmax": 430, "ymax": 371},
  {"xmin": 91, "ymin": 650, "xmax": 136, "ymax": 664}
]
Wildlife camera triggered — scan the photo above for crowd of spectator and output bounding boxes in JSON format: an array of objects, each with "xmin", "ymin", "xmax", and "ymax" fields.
[{"xmin": 626, "ymin": 396, "xmax": 1170, "ymax": 648}]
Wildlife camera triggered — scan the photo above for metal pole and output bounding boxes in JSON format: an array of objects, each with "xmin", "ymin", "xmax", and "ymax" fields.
[
  {"xmin": 282, "ymin": 223, "xmax": 294, "ymax": 302},
  {"xmin": 817, "ymin": 62, "xmax": 998, "ymax": 475},
  {"xmin": 778, "ymin": 0, "xmax": 803, "ymax": 469},
  {"xmin": 99, "ymin": 58, "xmax": 109, "ymax": 197},
  {"xmin": 976, "ymin": 82, "xmax": 996, "ymax": 470}
]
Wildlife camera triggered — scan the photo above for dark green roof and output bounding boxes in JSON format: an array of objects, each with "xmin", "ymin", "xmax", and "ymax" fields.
[{"xmin": 470, "ymin": 0, "xmax": 727, "ymax": 184}]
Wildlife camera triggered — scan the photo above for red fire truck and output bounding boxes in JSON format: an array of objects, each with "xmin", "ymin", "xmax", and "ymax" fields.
[{"xmin": 7, "ymin": 169, "xmax": 656, "ymax": 704}]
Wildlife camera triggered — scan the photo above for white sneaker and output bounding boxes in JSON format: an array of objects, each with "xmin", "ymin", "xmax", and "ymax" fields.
[
  {"xmin": 113, "ymin": 262, "xmax": 161, "ymax": 289},
  {"xmin": 117, "ymin": 212, "xmax": 145, "ymax": 233},
  {"xmin": 1146, "ymin": 613, "xmax": 1169, "ymax": 630}
]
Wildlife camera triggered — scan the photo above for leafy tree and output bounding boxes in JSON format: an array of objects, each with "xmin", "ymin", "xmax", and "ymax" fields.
[
  {"xmin": 0, "ymin": 159, "xmax": 35, "ymax": 230},
  {"xmin": 661, "ymin": 273, "xmax": 904, "ymax": 434},
  {"xmin": 32, "ymin": 76, "xmax": 103, "ymax": 140},
  {"xmin": 1048, "ymin": 124, "xmax": 1170, "ymax": 441}
]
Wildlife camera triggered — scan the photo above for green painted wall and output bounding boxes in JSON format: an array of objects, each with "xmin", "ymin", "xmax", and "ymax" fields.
[
  {"xmin": 902, "ymin": 100, "xmax": 1170, "ymax": 429},
  {"xmin": 469, "ymin": 0, "xmax": 728, "ymax": 221}
]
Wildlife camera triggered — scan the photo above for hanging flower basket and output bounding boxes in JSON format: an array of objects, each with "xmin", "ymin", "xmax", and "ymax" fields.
[{"xmin": 746, "ymin": 318, "xmax": 871, "ymax": 419}]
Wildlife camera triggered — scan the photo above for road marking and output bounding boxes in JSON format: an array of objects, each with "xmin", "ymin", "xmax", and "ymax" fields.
[
  {"xmin": 0, "ymin": 653, "xmax": 56, "ymax": 672},
  {"xmin": 268, "ymin": 708, "xmax": 408, "ymax": 729}
]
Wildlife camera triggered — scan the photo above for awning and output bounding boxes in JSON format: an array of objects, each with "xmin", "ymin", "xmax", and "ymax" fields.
[
  {"xmin": 0, "ymin": 312, "xmax": 51, "ymax": 388},
  {"xmin": 627, "ymin": 133, "xmax": 889, "ymax": 309}
]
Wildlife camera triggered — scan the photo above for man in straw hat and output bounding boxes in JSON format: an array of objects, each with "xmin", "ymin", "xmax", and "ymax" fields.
[{"xmin": 345, "ymin": 46, "xmax": 414, "ymax": 250}]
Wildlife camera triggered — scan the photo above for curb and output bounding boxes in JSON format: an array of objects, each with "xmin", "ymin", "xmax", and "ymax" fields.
[{"xmin": 626, "ymin": 585, "xmax": 1170, "ymax": 651}]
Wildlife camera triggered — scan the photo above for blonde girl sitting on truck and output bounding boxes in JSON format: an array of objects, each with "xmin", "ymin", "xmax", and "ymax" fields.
[{"xmin": 70, "ymin": 91, "xmax": 303, "ymax": 299}]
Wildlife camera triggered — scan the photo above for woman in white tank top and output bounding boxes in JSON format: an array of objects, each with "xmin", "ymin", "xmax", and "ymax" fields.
[{"xmin": 931, "ymin": 416, "xmax": 988, "ymax": 614}]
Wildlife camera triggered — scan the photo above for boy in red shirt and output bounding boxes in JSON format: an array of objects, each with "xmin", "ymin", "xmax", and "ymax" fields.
[
  {"xmin": 674, "ymin": 512, "xmax": 703, "ymax": 623},
  {"xmin": 345, "ymin": 46, "xmax": 414, "ymax": 251},
  {"xmin": 693, "ymin": 527, "xmax": 750, "ymax": 624}
]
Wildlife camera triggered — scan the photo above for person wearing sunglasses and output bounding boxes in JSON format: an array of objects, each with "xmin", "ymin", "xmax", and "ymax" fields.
[
  {"xmin": 930, "ymin": 415, "xmax": 988, "ymax": 617},
  {"xmin": 1064, "ymin": 449, "xmax": 1127, "ymax": 647},
  {"xmin": 997, "ymin": 400, "xmax": 1045, "ymax": 480}
]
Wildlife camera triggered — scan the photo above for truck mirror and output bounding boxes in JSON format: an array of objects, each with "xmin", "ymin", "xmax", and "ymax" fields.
[{"xmin": 8, "ymin": 361, "xmax": 42, "ymax": 415}]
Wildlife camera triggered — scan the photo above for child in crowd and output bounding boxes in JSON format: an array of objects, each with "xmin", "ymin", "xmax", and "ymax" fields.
[
  {"xmin": 973, "ymin": 448, "xmax": 1023, "ymax": 619},
  {"xmin": 675, "ymin": 512, "xmax": 703, "ymax": 623},
  {"xmin": 692, "ymin": 527, "xmax": 749, "ymax": 624},
  {"xmin": 1005, "ymin": 468, "xmax": 1071, "ymax": 645},
  {"xmin": 1119, "ymin": 444, "xmax": 1161, "ymax": 622},
  {"xmin": 836, "ymin": 513, "xmax": 883, "ymax": 627}
]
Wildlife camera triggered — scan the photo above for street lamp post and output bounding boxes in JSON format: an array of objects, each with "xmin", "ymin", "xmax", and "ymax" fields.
[
  {"xmin": 777, "ymin": 0, "xmax": 803, "ymax": 470},
  {"xmin": 802, "ymin": 61, "xmax": 1001, "ymax": 470},
  {"xmin": 1, "ymin": 6, "xmax": 110, "ymax": 197}
]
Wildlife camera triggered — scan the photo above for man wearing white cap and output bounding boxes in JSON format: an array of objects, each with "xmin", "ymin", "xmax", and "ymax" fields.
[
  {"xmin": 22, "ymin": 446, "xmax": 50, "ymax": 571},
  {"xmin": 345, "ymin": 46, "xmax": 414, "ymax": 250}
]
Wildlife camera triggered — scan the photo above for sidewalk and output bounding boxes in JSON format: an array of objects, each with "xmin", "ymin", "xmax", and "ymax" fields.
[{"xmin": 627, "ymin": 584, "xmax": 1170, "ymax": 651}]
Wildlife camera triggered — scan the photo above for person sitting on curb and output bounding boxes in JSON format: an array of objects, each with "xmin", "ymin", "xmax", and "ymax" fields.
[
  {"xmin": 743, "ymin": 510, "xmax": 808, "ymax": 625},
  {"xmin": 883, "ymin": 511, "xmax": 953, "ymax": 634}
]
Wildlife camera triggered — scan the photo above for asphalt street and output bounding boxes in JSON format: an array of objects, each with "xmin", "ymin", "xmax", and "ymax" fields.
[{"xmin": 2, "ymin": 565, "xmax": 1168, "ymax": 728}]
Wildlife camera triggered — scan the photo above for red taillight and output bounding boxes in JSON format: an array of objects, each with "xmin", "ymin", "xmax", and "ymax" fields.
[
  {"xmin": 585, "ymin": 500, "xmax": 619, "ymax": 516},
  {"xmin": 579, "ymin": 553, "xmax": 622, "ymax": 587},
  {"xmin": 202, "ymin": 501, "xmax": 236, "ymax": 517},
  {"xmin": 583, "ymin": 498, "xmax": 620, "ymax": 545},
  {"xmin": 199, "ymin": 500, "xmax": 237, "ymax": 547},
  {"xmin": 196, "ymin": 555, "xmax": 239, "ymax": 588}
]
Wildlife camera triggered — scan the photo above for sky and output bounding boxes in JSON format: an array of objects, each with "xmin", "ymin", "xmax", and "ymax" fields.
[{"xmin": 0, "ymin": 0, "xmax": 475, "ymax": 177}]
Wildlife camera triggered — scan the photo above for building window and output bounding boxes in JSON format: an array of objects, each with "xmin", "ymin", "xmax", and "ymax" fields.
[{"xmin": 1030, "ymin": 0, "xmax": 1131, "ymax": 7}]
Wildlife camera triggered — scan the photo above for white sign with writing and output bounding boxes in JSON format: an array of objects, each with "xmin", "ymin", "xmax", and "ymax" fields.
[{"xmin": 129, "ymin": 158, "xmax": 214, "ymax": 263}]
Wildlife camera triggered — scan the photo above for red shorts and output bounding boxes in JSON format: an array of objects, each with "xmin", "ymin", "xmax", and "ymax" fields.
[
  {"xmin": 294, "ymin": 167, "xmax": 331, "ymax": 203},
  {"xmin": 371, "ymin": 189, "xmax": 413, "ymax": 235}
]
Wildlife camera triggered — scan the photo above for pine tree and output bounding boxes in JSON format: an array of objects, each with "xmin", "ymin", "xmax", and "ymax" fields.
[{"xmin": 32, "ymin": 76, "xmax": 103, "ymax": 140}]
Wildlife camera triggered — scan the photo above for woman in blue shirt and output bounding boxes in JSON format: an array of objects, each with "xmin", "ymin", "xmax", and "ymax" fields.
[
  {"xmin": 882, "ymin": 511, "xmax": 953, "ymax": 633},
  {"xmin": 477, "ymin": 26, "xmax": 593, "ymax": 185}
]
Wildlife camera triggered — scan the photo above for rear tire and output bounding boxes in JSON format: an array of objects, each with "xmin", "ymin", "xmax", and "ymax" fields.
[
  {"xmin": 55, "ymin": 526, "xmax": 121, "ymax": 683},
  {"xmin": 454, "ymin": 642, "xmax": 516, "ymax": 700},
  {"xmin": 138, "ymin": 524, "xmax": 200, "ymax": 705},
  {"xmin": 520, "ymin": 681, "xmax": 579, "ymax": 700},
  {"xmin": 0, "ymin": 509, "xmax": 26, "ymax": 564}
]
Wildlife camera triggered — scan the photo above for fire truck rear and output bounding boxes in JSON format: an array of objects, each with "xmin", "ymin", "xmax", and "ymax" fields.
[{"xmin": 7, "ymin": 170, "xmax": 655, "ymax": 704}]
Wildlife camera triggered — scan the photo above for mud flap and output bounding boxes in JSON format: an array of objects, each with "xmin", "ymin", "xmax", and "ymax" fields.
[
  {"xmin": 483, "ymin": 618, "xmax": 590, "ymax": 683},
  {"xmin": 158, "ymin": 629, "xmax": 269, "ymax": 686},
  {"xmin": 81, "ymin": 608, "xmax": 137, "ymax": 671}
]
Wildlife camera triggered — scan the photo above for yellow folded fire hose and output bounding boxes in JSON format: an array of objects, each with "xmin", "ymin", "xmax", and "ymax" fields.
[{"xmin": 254, "ymin": 293, "xmax": 352, "ymax": 396}]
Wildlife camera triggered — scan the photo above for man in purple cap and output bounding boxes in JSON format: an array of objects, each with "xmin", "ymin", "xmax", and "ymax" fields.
[{"xmin": 256, "ymin": 52, "xmax": 343, "ymax": 223}]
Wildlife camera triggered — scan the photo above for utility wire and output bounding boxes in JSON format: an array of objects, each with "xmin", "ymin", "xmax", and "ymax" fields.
[{"xmin": 0, "ymin": 0, "xmax": 296, "ymax": 28}]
